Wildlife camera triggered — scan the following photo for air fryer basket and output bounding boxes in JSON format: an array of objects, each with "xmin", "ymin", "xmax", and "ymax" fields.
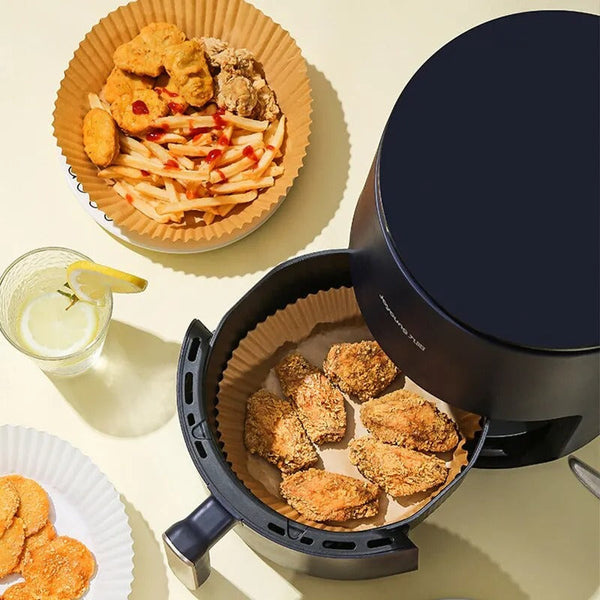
[{"xmin": 164, "ymin": 250, "xmax": 488, "ymax": 589}]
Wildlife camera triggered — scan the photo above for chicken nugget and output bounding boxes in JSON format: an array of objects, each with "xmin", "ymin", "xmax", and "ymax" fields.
[
  {"xmin": 4, "ymin": 476, "xmax": 49, "ymax": 537},
  {"xmin": 280, "ymin": 469, "xmax": 380, "ymax": 522},
  {"xmin": 0, "ymin": 517, "xmax": 25, "ymax": 578},
  {"xmin": 82, "ymin": 108, "xmax": 120, "ymax": 168},
  {"xmin": 113, "ymin": 22, "xmax": 186, "ymax": 77},
  {"xmin": 361, "ymin": 389, "xmax": 459, "ymax": 452},
  {"xmin": 323, "ymin": 341, "xmax": 398, "ymax": 402},
  {"xmin": 1, "ymin": 583, "xmax": 38, "ymax": 600},
  {"xmin": 163, "ymin": 39, "xmax": 213, "ymax": 107},
  {"xmin": 349, "ymin": 436, "xmax": 448, "ymax": 497},
  {"xmin": 14, "ymin": 521, "xmax": 56, "ymax": 574},
  {"xmin": 110, "ymin": 89, "xmax": 169, "ymax": 136},
  {"xmin": 154, "ymin": 73, "xmax": 189, "ymax": 114},
  {"xmin": 0, "ymin": 477, "xmax": 19, "ymax": 537},
  {"xmin": 22, "ymin": 536, "xmax": 95, "ymax": 599},
  {"xmin": 103, "ymin": 66, "xmax": 155, "ymax": 104},
  {"xmin": 276, "ymin": 353, "xmax": 346, "ymax": 445},
  {"xmin": 244, "ymin": 389, "xmax": 318, "ymax": 474}
]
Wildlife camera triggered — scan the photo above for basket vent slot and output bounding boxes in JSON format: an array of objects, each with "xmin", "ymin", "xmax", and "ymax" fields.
[
  {"xmin": 300, "ymin": 536, "xmax": 313, "ymax": 545},
  {"xmin": 267, "ymin": 523, "xmax": 285, "ymax": 536},
  {"xmin": 194, "ymin": 441, "xmax": 207, "ymax": 459},
  {"xmin": 187, "ymin": 413, "xmax": 195, "ymax": 426},
  {"xmin": 367, "ymin": 537, "xmax": 392, "ymax": 549},
  {"xmin": 322, "ymin": 540, "xmax": 356, "ymax": 550},
  {"xmin": 184, "ymin": 372, "xmax": 194, "ymax": 405},
  {"xmin": 188, "ymin": 337, "xmax": 200, "ymax": 361}
]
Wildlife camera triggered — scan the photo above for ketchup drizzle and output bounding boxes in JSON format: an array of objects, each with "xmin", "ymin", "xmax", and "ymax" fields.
[{"xmin": 132, "ymin": 100, "xmax": 149, "ymax": 115}]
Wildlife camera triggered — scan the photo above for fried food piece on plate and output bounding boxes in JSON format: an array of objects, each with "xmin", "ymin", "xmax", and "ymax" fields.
[
  {"xmin": 1, "ymin": 582, "xmax": 39, "ymax": 600},
  {"xmin": 110, "ymin": 89, "xmax": 169, "ymax": 136},
  {"xmin": 275, "ymin": 353, "xmax": 346, "ymax": 445},
  {"xmin": 163, "ymin": 39, "xmax": 214, "ymax": 107},
  {"xmin": 0, "ymin": 477, "xmax": 19, "ymax": 537},
  {"xmin": 323, "ymin": 341, "xmax": 398, "ymax": 402},
  {"xmin": 0, "ymin": 517, "xmax": 25, "ymax": 577},
  {"xmin": 22, "ymin": 536, "xmax": 96, "ymax": 599},
  {"xmin": 349, "ymin": 436, "xmax": 448, "ymax": 497},
  {"xmin": 103, "ymin": 66, "xmax": 155, "ymax": 104},
  {"xmin": 113, "ymin": 22, "xmax": 186, "ymax": 77},
  {"xmin": 14, "ymin": 521, "xmax": 56, "ymax": 574},
  {"xmin": 244, "ymin": 389, "xmax": 318, "ymax": 474},
  {"xmin": 360, "ymin": 389, "xmax": 459, "ymax": 452},
  {"xmin": 280, "ymin": 468, "xmax": 380, "ymax": 522},
  {"xmin": 3, "ymin": 476, "xmax": 50, "ymax": 537},
  {"xmin": 82, "ymin": 108, "xmax": 120, "ymax": 168},
  {"xmin": 154, "ymin": 73, "xmax": 189, "ymax": 114}
]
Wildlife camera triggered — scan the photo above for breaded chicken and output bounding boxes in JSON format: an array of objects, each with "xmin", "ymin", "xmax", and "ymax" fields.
[
  {"xmin": 275, "ymin": 353, "xmax": 347, "ymax": 445},
  {"xmin": 361, "ymin": 390, "xmax": 459, "ymax": 452},
  {"xmin": 110, "ymin": 89, "xmax": 169, "ymax": 135},
  {"xmin": 113, "ymin": 22, "xmax": 186, "ymax": 77},
  {"xmin": 82, "ymin": 108, "xmax": 120, "ymax": 168},
  {"xmin": 349, "ymin": 436, "xmax": 448, "ymax": 497},
  {"xmin": 154, "ymin": 73, "xmax": 189, "ymax": 114},
  {"xmin": 163, "ymin": 39, "xmax": 213, "ymax": 107},
  {"xmin": 323, "ymin": 341, "xmax": 398, "ymax": 402},
  {"xmin": 280, "ymin": 468, "xmax": 380, "ymax": 522},
  {"xmin": 103, "ymin": 67, "xmax": 155, "ymax": 104},
  {"xmin": 244, "ymin": 389, "xmax": 318, "ymax": 474}
]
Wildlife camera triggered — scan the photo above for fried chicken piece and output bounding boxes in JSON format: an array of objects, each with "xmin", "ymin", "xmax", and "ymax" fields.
[
  {"xmin": 110, "ymin": 89, "xmax": 169, "ymax": 136},
  {"xmin": 244, "ymin": 389, "xmax": 318, "ymax": 474},
  {"xmin": 349, "ymin": 437, "xmax": 448, "ymax": 497},
  {"xmin": 0, "ymin": 517, "xmax": 24, "ymax": 578},
  {"xmin": 113, "ymin": 22, "xmax": 186, "ymax": 77},
  {"xmin": 275, "ymin": 353, "xmax": 347, "ymax": 445},
  {"xmin": 103, "ymin": 66, "xmax": 155, "ymax": 104},
  {"xmin": 1, "ymin": 582, "xmax": 38, "ymax": 600},
  {"xmin": 82, "ymin": 108, "xmax": 120, "ymax": 168},
  {"xmin": 154, "ymin": 73, "xmax": 189, "ymax": 114},
  {"xmin": 0, "ymin": 477, "xmax": 19, "ymax": 537},
  {"xmin": 4, "ymin": 476, "xmax": 50, "ymax": 537},
  {"xmin": 163, "ymin": 39, "xmax": 213, "ymax": 107},
  {"xmin": 280, "ymin": 468, "xmax": 380, "ymax": 522},
  {"xmin": 14, "ymin": 521, "xmax": 56, "ymax": 574},
  {"xmin": 323, "ymin": 341, "xmax": 398, "ymax": 402},
  {"xmin": 214, "ymin": 72, "xmax": 258, "ymax": 117},
  {"xmin": 361, "ymin": 389, "xmax": 459, "ymax": 452}
]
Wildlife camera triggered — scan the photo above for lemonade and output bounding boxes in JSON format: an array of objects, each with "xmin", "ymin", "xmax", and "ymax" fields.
[{"xmin": 0, "ymin": 248, "xmax": 113, "ymax": 376}]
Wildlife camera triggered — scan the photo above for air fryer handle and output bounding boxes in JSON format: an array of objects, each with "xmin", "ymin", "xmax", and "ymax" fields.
[{"xmin": 163, "ymin": 496, "xmax": 236, "ymax": 589}]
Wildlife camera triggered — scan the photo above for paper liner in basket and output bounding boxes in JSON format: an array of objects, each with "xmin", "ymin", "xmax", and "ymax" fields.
[
  {"xmin": 53, "ymin": 0, "xmax": 312, "ymax": 247},
  {"xmin": 216, "ymin": 287, "xmax": 482, "ymax": 533}
]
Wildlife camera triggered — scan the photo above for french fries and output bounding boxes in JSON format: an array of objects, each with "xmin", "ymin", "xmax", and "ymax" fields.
[{"xmin": 92, "ymin": 97, "xmax": 285, "ymax": 224}]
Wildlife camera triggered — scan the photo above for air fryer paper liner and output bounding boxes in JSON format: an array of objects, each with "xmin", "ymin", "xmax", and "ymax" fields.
[
  {"xmin": 53, "ymin": 0, "xmax": 311, "ymax": 246},
  {"xmin": 217, "ymin": 287, "xmax": 481, "ymax": 532}
]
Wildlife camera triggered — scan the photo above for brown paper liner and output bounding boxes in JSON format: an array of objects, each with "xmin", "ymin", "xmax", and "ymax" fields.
[
  {"xmin": 217, "ymin": 287, "xmax": 482, "ymax": 532},
  {"xmin": 53, "ymin": 0, "xmax": 312, "ymax": 247}
]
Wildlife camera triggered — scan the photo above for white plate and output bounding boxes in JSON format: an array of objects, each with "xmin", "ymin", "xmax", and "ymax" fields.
[
  {"xmin": 60, "ymin": 154, "xmax": 266, "ymax": 255},
  {"xmin": 0, "ymin": 425, "xmax": 133, "ymax": 599}
]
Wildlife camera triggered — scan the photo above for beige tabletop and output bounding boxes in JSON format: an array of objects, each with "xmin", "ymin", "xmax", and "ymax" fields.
[{"xmin": 1, "ymin": 0, "xmax": 599, "ymax": 598}]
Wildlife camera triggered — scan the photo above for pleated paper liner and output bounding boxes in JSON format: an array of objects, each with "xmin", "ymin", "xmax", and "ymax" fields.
[
  {"xmin": 53, "ymin": 0, "xmax": 312, "ymax": 247},
  {"xmin": 216, "ymin": 287, "xmax": 482, "ymax": 533}
]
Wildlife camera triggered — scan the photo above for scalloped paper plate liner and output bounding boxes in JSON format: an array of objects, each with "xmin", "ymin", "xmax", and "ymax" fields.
[
  {"xmin": 53, "ymin": 0, "xmax": 311, "ymax": 247},
  {"xmin": 217, "ymin": 287, "xmax": 482, "ymax": 532}
]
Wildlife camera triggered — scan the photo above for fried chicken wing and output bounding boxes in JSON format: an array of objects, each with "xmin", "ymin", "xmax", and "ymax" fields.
[
  {"xmin": 163, "ymin": 39, "xmax": 213, "ymax": 107},
  {"xmin": 110, "ymin": 89, "xmax": 169, "ymax": 136},
  {"xmin": 323, "ymin": 341, "xmax": 398, "ymax": 402},
  {"xmin": 113, "ymin": 22, "xmax": 186, "ymax": 77},
  {"xmin": 244, "ymin": 389, "xmax": 318, "ymax": 474},
  {"xmin": 103, "ymin": 67, "xmax": 155, "ymax": 104},
  {"xmin": 360, "ymin": 390, "xmax": 459, "ymax": 452},
  {"xmin": 82, "ymin": 108, "xmax": 120, "ymax": 168},
  {"xmin": 275, "ymin": 353, "xmax": 347, "ymax": 445},
  {"xmin": 280, "ymin": 468, "xmax": 380, "ymax": 522},
  {"xmin": 349, "ymin": 436, "xmax": 448, "ymax": 497}
]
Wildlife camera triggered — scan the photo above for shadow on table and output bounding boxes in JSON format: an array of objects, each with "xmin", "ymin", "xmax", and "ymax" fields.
[
  {"xmin": 123, "ymin": 497, "xmax": 169, "ymax": 600},
  {"xmin": 48, "ymin": 321, "xmax": 178, "ymax": 437},
  {"xmin": 264, "ymin": 523, "xmax": 527, "ymax": 600},
  {"xmin": 128, "ymin": 63, "xmax": 350, "ymax": 276},
  {"xmin": 189, "ymin": 569, "xmax": 251, "ymax": 600}
]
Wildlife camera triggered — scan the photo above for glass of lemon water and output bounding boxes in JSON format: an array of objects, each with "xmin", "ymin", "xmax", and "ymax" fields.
[{"xmin": 0, "ymin": 247, "xmax": 112, "ymax": 377}]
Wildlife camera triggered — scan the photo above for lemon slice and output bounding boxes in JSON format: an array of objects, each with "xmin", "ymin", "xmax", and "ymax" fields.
[
  {"xmin": 66, "ymin": 261, "xmax": 148, "ymax": 304},
  {"xmin": 19, "ymin": 292, "xmax": 99, "ymax": 357}
]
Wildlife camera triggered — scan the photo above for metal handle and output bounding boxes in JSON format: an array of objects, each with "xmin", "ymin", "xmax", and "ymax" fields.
[
  {"xmin": 568, "ymin": 456, "xmax": 600, "ymax": 499},
  {"xmin": 163, "ymin": 496, "xmax": 236, "ymax": 589}
]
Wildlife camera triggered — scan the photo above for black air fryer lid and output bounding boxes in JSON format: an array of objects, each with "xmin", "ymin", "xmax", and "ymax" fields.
[{"xmin": 378, "ymin": 10, "xmax": 599, "ymax": 352}]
